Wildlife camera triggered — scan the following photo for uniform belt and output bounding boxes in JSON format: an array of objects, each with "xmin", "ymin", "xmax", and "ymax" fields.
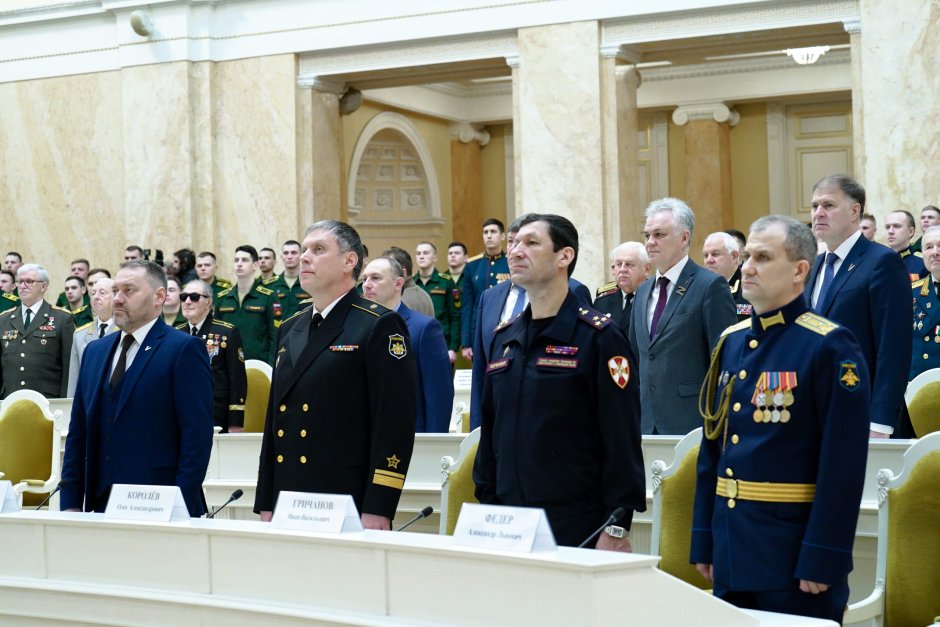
[{"xmin": 716, "ymin": 477, "xmax": 815, "ymax": 503}]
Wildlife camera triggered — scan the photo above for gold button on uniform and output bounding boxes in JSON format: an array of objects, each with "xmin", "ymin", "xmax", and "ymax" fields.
[
  {"xmin": 277, "ymin": 429, "xmax": 284, "ymax": 437},
  {"xmin": 302, "ymin": 403, "xmax": 309, "ymax": 412},
  {"xmin": 728, "ymin": 499, "xmax": 736, "ymax": 509},
  {"xmin": 300, "ymin": 429, "xmax": 307, "ymax": 437},
  {"xmin": 279, "ymin": 404, "xmax": 286, "ymax": 412},
  {"xmin": 748, "ymin": 340, "xmax": 758, "ymax": 349},
  {"xmin": 300, "ymin": 456, "xmax": 307, "ymax": 464},
  {"xmin": 276, "ymin": 455, "xmax": 284, "ymax": 463},
  {"xmin": 732, "ymin": 402, "xmax": 741, "ymax": 412},
  {"xmin": 731, "ymin": 434, "xmax": 739, "ymax": 444},
  {"xmin": 738, "ymin": 370, "xmax": 747, "ymax": 380},
  {"xmin": 924, "ymin": 353, "xmax": 930, "ymax": 360},
  {"xmin": 726, "ymin": 468, "xmax": 734, "ymax": 477}
]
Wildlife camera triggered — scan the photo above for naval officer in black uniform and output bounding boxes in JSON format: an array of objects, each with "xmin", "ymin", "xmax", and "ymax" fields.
[
  {"xmin": 593, "ymin": 241, "xmax": 650, "ymax": 334},
  {"xmin": 254, "ymin": 220, "xmax": 418, "ymax": 530},
  {"xmin": 692, "ymin": 216, "xmax": 869, "ymax": 622}
]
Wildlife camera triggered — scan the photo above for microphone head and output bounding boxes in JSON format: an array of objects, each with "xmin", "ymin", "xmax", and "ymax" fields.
[
  {"xmin": 420, "ymin": 505, "xmax": 433, "ymax": 517},
  {"xmin": 610, "ymin": 507, "xmax": 626, "ymax": 523},
  {"xmin": 231, "ymin": 489, "xmax": 244, "ymax": 500}
]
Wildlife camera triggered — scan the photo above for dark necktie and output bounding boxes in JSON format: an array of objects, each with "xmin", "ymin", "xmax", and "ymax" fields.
[
  {"xmin": 110, "ymin": 334, "xmax": 136, "ymax": 389},
  {"xmin": 510, "ymin": 286, "xmax": 527, "ymax": 318},
  {"xmin": 191, "ymin": 325, "xmax": 199, "ymax": 336},
  {"xmin": 623, "ymin": 292, "xmax": 633, "ymax": 311},
  {"xmin": 649, "ymin": 277, "xmax": 670, "ymax": 339},
  {"xmin": 24, "ymin": 308, "xmax": 32, "ymax": 328},
  {"xmin": 99, "ymin": 323, "xmax": 107, "ymax": 339},
  {"xmin": 816, "ymin": 252, "xmax": 839, "ymax": 307},
  {"xmin": 308, "ymin": 313, "xmax": 323, "ymax": 340}
]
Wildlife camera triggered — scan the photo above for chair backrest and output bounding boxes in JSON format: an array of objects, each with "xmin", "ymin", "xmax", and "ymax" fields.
[
  {"xmin": 881, "ymin": 432, "xmax": 940, "ymax": 626},
  {"xmin": 905, "ymin": 370, "xmax": 940, "ymax": 436},
  {"xmin": 243, "ymin": 359, "xmax": 272, "ymax": 433},
  {"xmin": 439, "ymin": 427, "xmax": 481, "ymax": 535},
  {"xmin": 0, "ymin": 390, "xmax": 56, "ymax": 506},
  {"xmin": 650, "ymin": 427, "xmax": 708, "ymax": 589}
]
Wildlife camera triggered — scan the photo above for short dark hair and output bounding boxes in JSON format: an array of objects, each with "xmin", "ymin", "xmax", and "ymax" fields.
[
  {"xmin": 125, "ymin": 245, "xmax": 144, "ymax": 255},
  {"xmin": 860, "ymin": 213, "xmax": 877, "ymax": 224},
  {"xmin": 517, "ymin": 213, "xmax": 579, "ymax": 277},
  {"xmin": 448, "ymin": 241, "xmax": 467, "ymax": 255},
  {"xmin": 483, "ymin": 218, "xmax": 505, "ymax": 233},
  {"xmin": 196, "ymin": 251, "xmax": 216, "ymax": 261},
  {"xmin": 889, "ymin": 210, "xmax": 916, "ymax": 230},
  {"xmin": 87, "ymin": 267, "xmax": 111, "ymax": 278},
  {"xmin": 235, "ymin": 245, "xmax": 259, "ymax": 262},
  {"xmin": 0, "ymin": 270, "xmax": 14, "ymax": 282},
  {"xmin": 813, "ymin": 173, "xmax": 866, "ymax": 211},
  {"xmin": 166, "ymin": 274, "xmax": 182, "ymax": 290},
  {"xmin": 362, "ymin": 244, "xmax": 370, "ymax": 259},
  {"xmin": 724, "ymin": 228, "xmax": 747, "ymax": 249},
  {"xmin": 260, "ymin": 247, "xmax": 276, "ymax": 256},
  {"xmin": 120, "ymin": 260, "xmax": 167, "ymax": 291},
  {"xmin": 305, "ymin": 220, "xmax": 366, "ymax": 280},
  {"xmin": 509, "ymin": 213, "xmax": 537, "ymax": 234},
  {"xmin": 64, "ymin": 276, "xmax": 86, "ymax": 288},
  {"xmin": 70, "ymin": 258, "xmax": 90, "ymax": 269},
  {"xmin": 416, "ymin": 241, "xmax": 437, "ymax": 253},
  {"xmin": 282, "ymin": 240, "xmax": 301, "ymax": 249},
  {"xmin": 173, "ymin": 248, "xmax": 196, "ymax": 273},
  {"xmin": 921, "ymin": 205, "xmax": 940, "ymax": 219},
  {"xmin": 382, "ymin": 246, "xmax": 414, "ymax": 277},
  {"xmin": 5, "ymin": 252, "xmax": 22, "ymax": 262}
]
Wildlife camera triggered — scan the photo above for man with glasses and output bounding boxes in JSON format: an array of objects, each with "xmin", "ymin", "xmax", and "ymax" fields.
[
  {"xmin": 177, "ymin": 280, "xmax": 247, "ymax": 433},
  {"xmin": 0, "ymin": 263, "xmax": 75, "ymax": 398}
]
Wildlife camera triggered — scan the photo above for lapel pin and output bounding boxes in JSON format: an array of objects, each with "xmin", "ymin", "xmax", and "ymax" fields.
[
  {"xmin": 144, "ymin": 346, "xmax": 151, "ymax": 351},
  {"xmin": 847, "ymin": 263, "xmax": 855, "ymax": 272}
]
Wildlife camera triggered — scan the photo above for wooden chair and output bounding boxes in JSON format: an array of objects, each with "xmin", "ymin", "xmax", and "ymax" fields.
[
  {"xmin": 439, "ymin": 427, "xmax": 480, "ymax": 535},
  {"xmin": 243, "ymin": 359, "xmax": 272, "ymax": 433},
  {"xmin": 844, "ymin": 431, "xmax": 940, "ymax": 626},
  {"xmin": 904, "ymin": 368, "xmax": 940, "ymax": 437},
  {"xmin": 649, "ymin": 427, "xmax": 709, "ymax": 589},
  {"xmin": 0, "ymin": 390, "xmax": 62, "ymax": 506}
]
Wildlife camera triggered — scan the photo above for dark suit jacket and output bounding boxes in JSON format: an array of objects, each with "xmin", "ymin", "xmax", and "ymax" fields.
[
  {"xmin": 60, "ymin": 318, "xmax": 214, "ymax": 516},
  {"xmin": 254, "ymin": 289, "xmax": 418, "ymax": 519},
  {"xmin": 468, "ymin": 278, "xmax": 591, "ymax": 431},
  {"xmin": 804, "ymin": 236, "xmax": 912, "ymax": 436},
  {"xmin": 398, "ymin": 302, "xmax": 454, "ymax": 433},
  {"xmin": 628, "ymin": 259, "xmax": 738, "ymax": 435}
]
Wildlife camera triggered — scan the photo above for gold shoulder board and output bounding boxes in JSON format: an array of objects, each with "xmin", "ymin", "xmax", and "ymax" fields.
[
  {"xmin": 795, "ymin": 312, "xmax": 839, "ymax": 336},
  {"xmin": 720, "ymin": 319, "xmax": 751, "ymax": 337}
]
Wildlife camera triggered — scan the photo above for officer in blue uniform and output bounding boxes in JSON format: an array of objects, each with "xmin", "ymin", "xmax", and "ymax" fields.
[
  {"xmin": 692, "ymin": 216, "xmax": 870, "ymax": 623},
  {"xmin": 908, "ymin": 225, "xmax": 940, "ymax": 381},
  {"xmin": 473, "ymin": 214, "xmax": 645, "ymax": 549},
  {"xmin": 459, "ymin": 218, "xmax": 510, "ymax": 354},
  {"xmin": 886, "ymin": 209, "xmax": 927, "ymax": 280}
]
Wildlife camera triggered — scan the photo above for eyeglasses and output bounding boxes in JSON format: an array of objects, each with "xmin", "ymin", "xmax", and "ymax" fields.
[
  {"xmin": 179, "ymin": 293, "xmax": 207, "ymax": 302},
  {"xmin": 17, "ymin": 279, "xmax": 45, "ymax": 287}
]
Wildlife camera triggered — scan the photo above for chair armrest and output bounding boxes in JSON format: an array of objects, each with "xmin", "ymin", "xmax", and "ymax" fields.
[{"xmin": 843, "ymin": 588, "xmax": 883, "ymax": 624}]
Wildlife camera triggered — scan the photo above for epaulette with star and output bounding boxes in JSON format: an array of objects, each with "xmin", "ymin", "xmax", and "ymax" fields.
[
  {"xmin": 213, "ymin": 319, "xmax": 235, "ymax": 329},
  {"xmin": 255, "ymin": 285, "xmax": 274, "ymax": 296},
  {"xmin": 795, "ymin": 312, "xmax": 839, "ymax": 336},
  {"xmin": 720, "ymin": 319, "xmax": 751, "ymax": 337},
  {"xmin": 595, "ymin": 281, "xmax": 618, "ymax": 298},
  {"xmin": 577, "ymin": 306, "xmax": 612, "ymax": 330},
  {"xmin": 352, "ymin": 296, "xmax": 390, "ymax": 317}
]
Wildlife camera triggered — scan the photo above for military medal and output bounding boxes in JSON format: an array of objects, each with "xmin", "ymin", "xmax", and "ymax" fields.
[{"xmin": 780, "ymin": 409, "xmax": 791, "ymax": 423}]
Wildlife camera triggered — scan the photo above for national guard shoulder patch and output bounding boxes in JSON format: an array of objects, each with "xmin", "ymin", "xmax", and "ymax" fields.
[
  {"xmin": 795, "ymin": 312, "xmax": 838, "ymax": 336},
  {"xmin": 839, "ymin": 360, "xmax": 861, "ymax": 391},
  {"xmin": 388, "ymin": 334, "xmax": 407, "ymax": 359},
  {"xmin": 608, "ymin": 356, "xmax": 631, "ymax": 389}
]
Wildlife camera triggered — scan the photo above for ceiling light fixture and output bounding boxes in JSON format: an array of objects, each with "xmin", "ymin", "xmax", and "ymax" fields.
[{"xmin": 785, "ymin": 46, "xmax": 830, "ymax": 65}]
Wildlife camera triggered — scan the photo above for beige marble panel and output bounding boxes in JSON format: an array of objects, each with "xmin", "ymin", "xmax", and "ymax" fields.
[
  {"xmin": 516, "ymin": 21, "xmax": 606, "ymax": 292},
  {"xmin": 859, "ymin": 0, "xmax": 940, "ymax": 212},
  {"xmin": 0, "ymin": 70, "xmax": 124, "ymax": 286},
  {"xmin": 600, "ymin": 60, "xmax": 641, "ymax": 254},
  {"xmin": 212, "ymin": 54, "xmax": 301, "ymax": 255},
  {"xmin": 310, "ymin": 90, "xmax": 344, "ymax": 223}
]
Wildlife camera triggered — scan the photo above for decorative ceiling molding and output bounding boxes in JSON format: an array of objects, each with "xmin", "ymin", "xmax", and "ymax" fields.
[{"xmin": 641, "ymin": 47, "xmax": 850, "ymax": 82}]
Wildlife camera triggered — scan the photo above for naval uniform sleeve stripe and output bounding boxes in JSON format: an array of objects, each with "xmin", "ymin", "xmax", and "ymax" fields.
[
  {"xmin": 372, "ymin": 474, "xmax": 405, "ymax": 490},
  {"xmin": 374, "ymin": 468, "xmax": 406, "ymax": 480},
  {"xmin": 229, "ymin": 404, "xmax": 245, "ymax": 411}
]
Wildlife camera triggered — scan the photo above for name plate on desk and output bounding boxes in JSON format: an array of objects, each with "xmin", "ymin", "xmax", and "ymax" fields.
[
  {"xmin": 0, "ymin": 480, "xmax": 21, "ymax": 513},
  {"xmin": 452, "ymin": 503, "xmax": 557, "ymax": 552},
  {"xmin": 454, "ymin": 369, "xmax": 472, "ymax": 391},
  {"xmin": 271, "ymin": 492, "xmax": 364, "ymax": 533},
  {"xmin": 104, "ymin": 484, "xmax": 189, "ymax": 521}
]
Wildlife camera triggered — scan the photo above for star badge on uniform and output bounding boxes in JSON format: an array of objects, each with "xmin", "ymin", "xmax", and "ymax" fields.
[
  {"xmin": 608, "ymin": 356, "xmax": 631, "ymax": 389},
  {"xmin": 386, "ymin": 454, "xmax": 401, "ymax": 469}
]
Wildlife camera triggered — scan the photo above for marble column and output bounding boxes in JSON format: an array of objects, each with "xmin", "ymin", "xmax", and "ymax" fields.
[
  {"xmin": 450, "ymin": 122, "xmax": 489, "ymax": 251},
  {"xmin": 306, "ymin": 79, "xmax": 346, "ymax": 224},
  {"xmin": 514, "ymin": 21, "xmax": 607, "ymax": 291},
  {"xmin": 672, "ymin": 102, "xmax": 738, "ymax": 256},
  {"xmin": 844, "ymin": 19, "xmax": 864, "ymax": 179}
]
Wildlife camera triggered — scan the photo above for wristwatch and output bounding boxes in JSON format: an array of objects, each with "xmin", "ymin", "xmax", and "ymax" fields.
[{"xmin": 604, "ymin": 525, "xmax": 627, "ymax": 539}]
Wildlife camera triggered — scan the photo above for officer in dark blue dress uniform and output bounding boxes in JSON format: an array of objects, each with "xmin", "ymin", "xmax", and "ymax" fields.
[
  {"xmin": 692, "ymin": 216, "xmax": 870, "ymax": 623},
  {"xmin": 459, "ymin": 219, "xmax": 510, "ymax": 354},
  {"xmin": 908, "ymin": 225, "xmax": 940, "ymax": 381},
  {"xmin": 886, "ymin": 210, "xmax": 927, "ymax": 280},
  {"xmin": 473, "ymin": 214, "xmax": 645, "ymax": 550}
]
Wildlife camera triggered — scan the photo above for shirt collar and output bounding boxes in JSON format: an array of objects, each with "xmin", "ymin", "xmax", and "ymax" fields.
[
  {"xmin": 21, "ymin": 301, "xmax": 42, "ymax": 317},
  {"xmin": 314, "ymin": 292, "xmax": 346, "ymax": 320},
  {"xmin": 656, "ymin": 255, "xmax": 689, "ymax": 285},
  {"xmin": 120, "ymin": 316, "xmax": 159, "ymax": 348},
  {"xmin": 827, "ymin": 230, "xmax": 862, "ymax": 260}
]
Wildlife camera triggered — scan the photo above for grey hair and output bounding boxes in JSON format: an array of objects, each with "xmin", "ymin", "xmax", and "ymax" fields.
[
  {"xmin": 645, "ymin": 197, "xmax": 696, "ymax": 243},
  {"xmin": 749, "ymin": 215, "xmax": 817, "ymax": 276},
  {"xmin": 119, "ymin": 260, "xmax": 168, "ymax": 291},
  {"xmin": 16, "ymin": 263, "xmax": 49, "ymax": 283},
  {"xmin": 704, "ymin": 232, "xmax": 739, "ymax": 256},
  {"xmin": 183, "ymin": 280, "xmax": 213, "ymax": 299},
  {"xmin": 374, "ymin": 255, "xmax": 405, "ymax": 279},
  {"xmin": 921, "ymin": 225, "xmax": 940, "ymax": 243},
  {"xmin": 609, "ymin": 241, "xmax": 649, "ymax": 266},
  {"xmin": 305, "ymin": 220, "xmax": 365, "ymax": 280}
]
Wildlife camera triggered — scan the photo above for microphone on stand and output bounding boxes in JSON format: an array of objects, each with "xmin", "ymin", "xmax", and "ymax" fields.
[
  {"xmin": 396, "ymin": 506, "xmax": 433, "ymax": 531},
  {"xmin": 577, "ymin": 507, "xmax": 625, "ymax": 549},
  {"xmin": 35, "ymin": 484, "xmax": 63, "ymax": 510},
  {"xmin": 207, "ymin": 489, "xmax": 244, "ymax": 519}
]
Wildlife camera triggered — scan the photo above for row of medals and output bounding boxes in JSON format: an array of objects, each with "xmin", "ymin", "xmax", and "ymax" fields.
[{"xmin": 753, "ymin": 390, "xmax": 794, "ymax": 423}]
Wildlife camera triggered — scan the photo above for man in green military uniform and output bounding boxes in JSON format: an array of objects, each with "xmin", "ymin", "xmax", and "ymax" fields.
[
  {"xmin": 0, "ymin": 290, "xmax": 19, "ymax": 314},
  {"xmin": 0, "ymin": 264, "xmax": 75, "ymax": 398},
  {"xmin": 262, "ymin": 240, "xmax": 310, "ymax": 323},
  {"xmin": 196, "ymin": 251, "xmax": 233, "ymax": 300},
  {"xmin": 55, "ymin": 258, "xmax": 90, "ymax": 310},
  {"xmin": 215, "ymin": 245, "xmax": 278, "ymax": 364},
  {"xmin": 415, "ymin": 241, "xmax": 460, "ymax": 362},
  {"xmin": 62, "ymin": 276, "xmax": 93, "ymax": 328}
]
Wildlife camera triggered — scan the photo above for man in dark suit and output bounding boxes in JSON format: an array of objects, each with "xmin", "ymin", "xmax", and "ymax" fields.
[
  {"xmin": 703, "ymin": 231, "xmax": 753, "ymax": 321},
  {"xmin": 254, "ymin": 220, "xmax": 418, "ymax": 529},
  {"xmin": 628, "ymin": 198, "xmax": 738, "ymax": 435},
  {"xmin": 804, "ymin": 173, "xmax": 912, "ymax": 438},
  {"xmin": 362, "ymin": 256, "xmax": 453, "ymax": 433},
  {"xmin": 0, "ymin": 263, "xmax": 75, "ymax": 399},
  {"xmin": 60, "ymin": 260, "xmax": 214, "ymax": 516},
  {"xmin": 593, "ymin": 241, "xmax": 650, "ymax": 334},
  {"xmin": 178, "ymin": 279, "xmax": 248, "ymax": 433}
]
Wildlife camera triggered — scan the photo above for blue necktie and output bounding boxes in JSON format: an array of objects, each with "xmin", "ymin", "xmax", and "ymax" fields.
[
  {"xmin": 816, "ymin": 252, "xmax": 839, "ymax": 307},
  {"xmin": 510, "ymin": 286, "xmax": 526, "ymax": 318}
]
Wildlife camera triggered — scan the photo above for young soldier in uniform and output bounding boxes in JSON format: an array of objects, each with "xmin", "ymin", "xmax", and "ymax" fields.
[
  {"xmin": 693, "ymin": 216, "xmax": 869, "ymax": 622},
  {"xmin": 460, "ymin": 219, "xmax": 510, "ymax": 359},
  {"xmin": 263, "ymin": 240, "xmax": 310, "ymax": 322},
  {"xmin": 63, "ymin": 276, "xmax": 93, "ymax": 328},
  {"xmin": 414, "ymin": 241, "xmax": 460, "ymax": 362},
  {"xmin": 195, "ymin": 252, "xmax": 233, "ymax": 301},
  {"xmin": 215, "ymin": 245, "xmax": 278, "ymax": 364}
]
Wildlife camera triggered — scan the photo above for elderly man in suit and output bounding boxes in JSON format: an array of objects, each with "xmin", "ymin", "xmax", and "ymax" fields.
[
  {"xmin": 67, "ymin": 277, "xmax": 117, "ymax": 397},
  {"xmin": 593, "ymin": 241, "xmax": 650, "ymax": 334},
  {"xmin": 628, "ymin": 198, "xmax": 738, "ymax": 435},
  {"xmin": 0, "ymin": 263, "xmax": 75, "ymax": 399},
  {"xmin": 804, "ymin": 173, "xmax": 912, "ymax": 438},
  {"xmin": 61, "ymin": 260, "xmax": 214, "ymax": 516},
  {"xmin": 362, "ymin": 256, "xmax": 454, "ymax": 433}
]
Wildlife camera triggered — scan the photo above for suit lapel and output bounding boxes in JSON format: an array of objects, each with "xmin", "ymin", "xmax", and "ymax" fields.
[
  {"xmin": 804, "ymin": 253, "xmax": 824, "ymax": 306},
  {"xmin": 633, "ymin": 279, "xmax": 652, "ymax": 351},
  {"xmin": 8, "ymin": 307, "xmax": 25, "ymax": 335},
  {"xmin": 279, "ymin": 292, "xmax": 352, "ymax": 399},
  {"xmin": 85, "ymin": 332, "xmax": 121, "ymax": 420},
  {"xmin": 116, "ymin": 320, "xmax": 166, "ymax": 416},
  {"xmin": 818, "ymin": 238, "xmax": 866, "ymax": 314},
  {"xmin": 650, "ymin": 261, "xmax": 696, "ymax": 346}
]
